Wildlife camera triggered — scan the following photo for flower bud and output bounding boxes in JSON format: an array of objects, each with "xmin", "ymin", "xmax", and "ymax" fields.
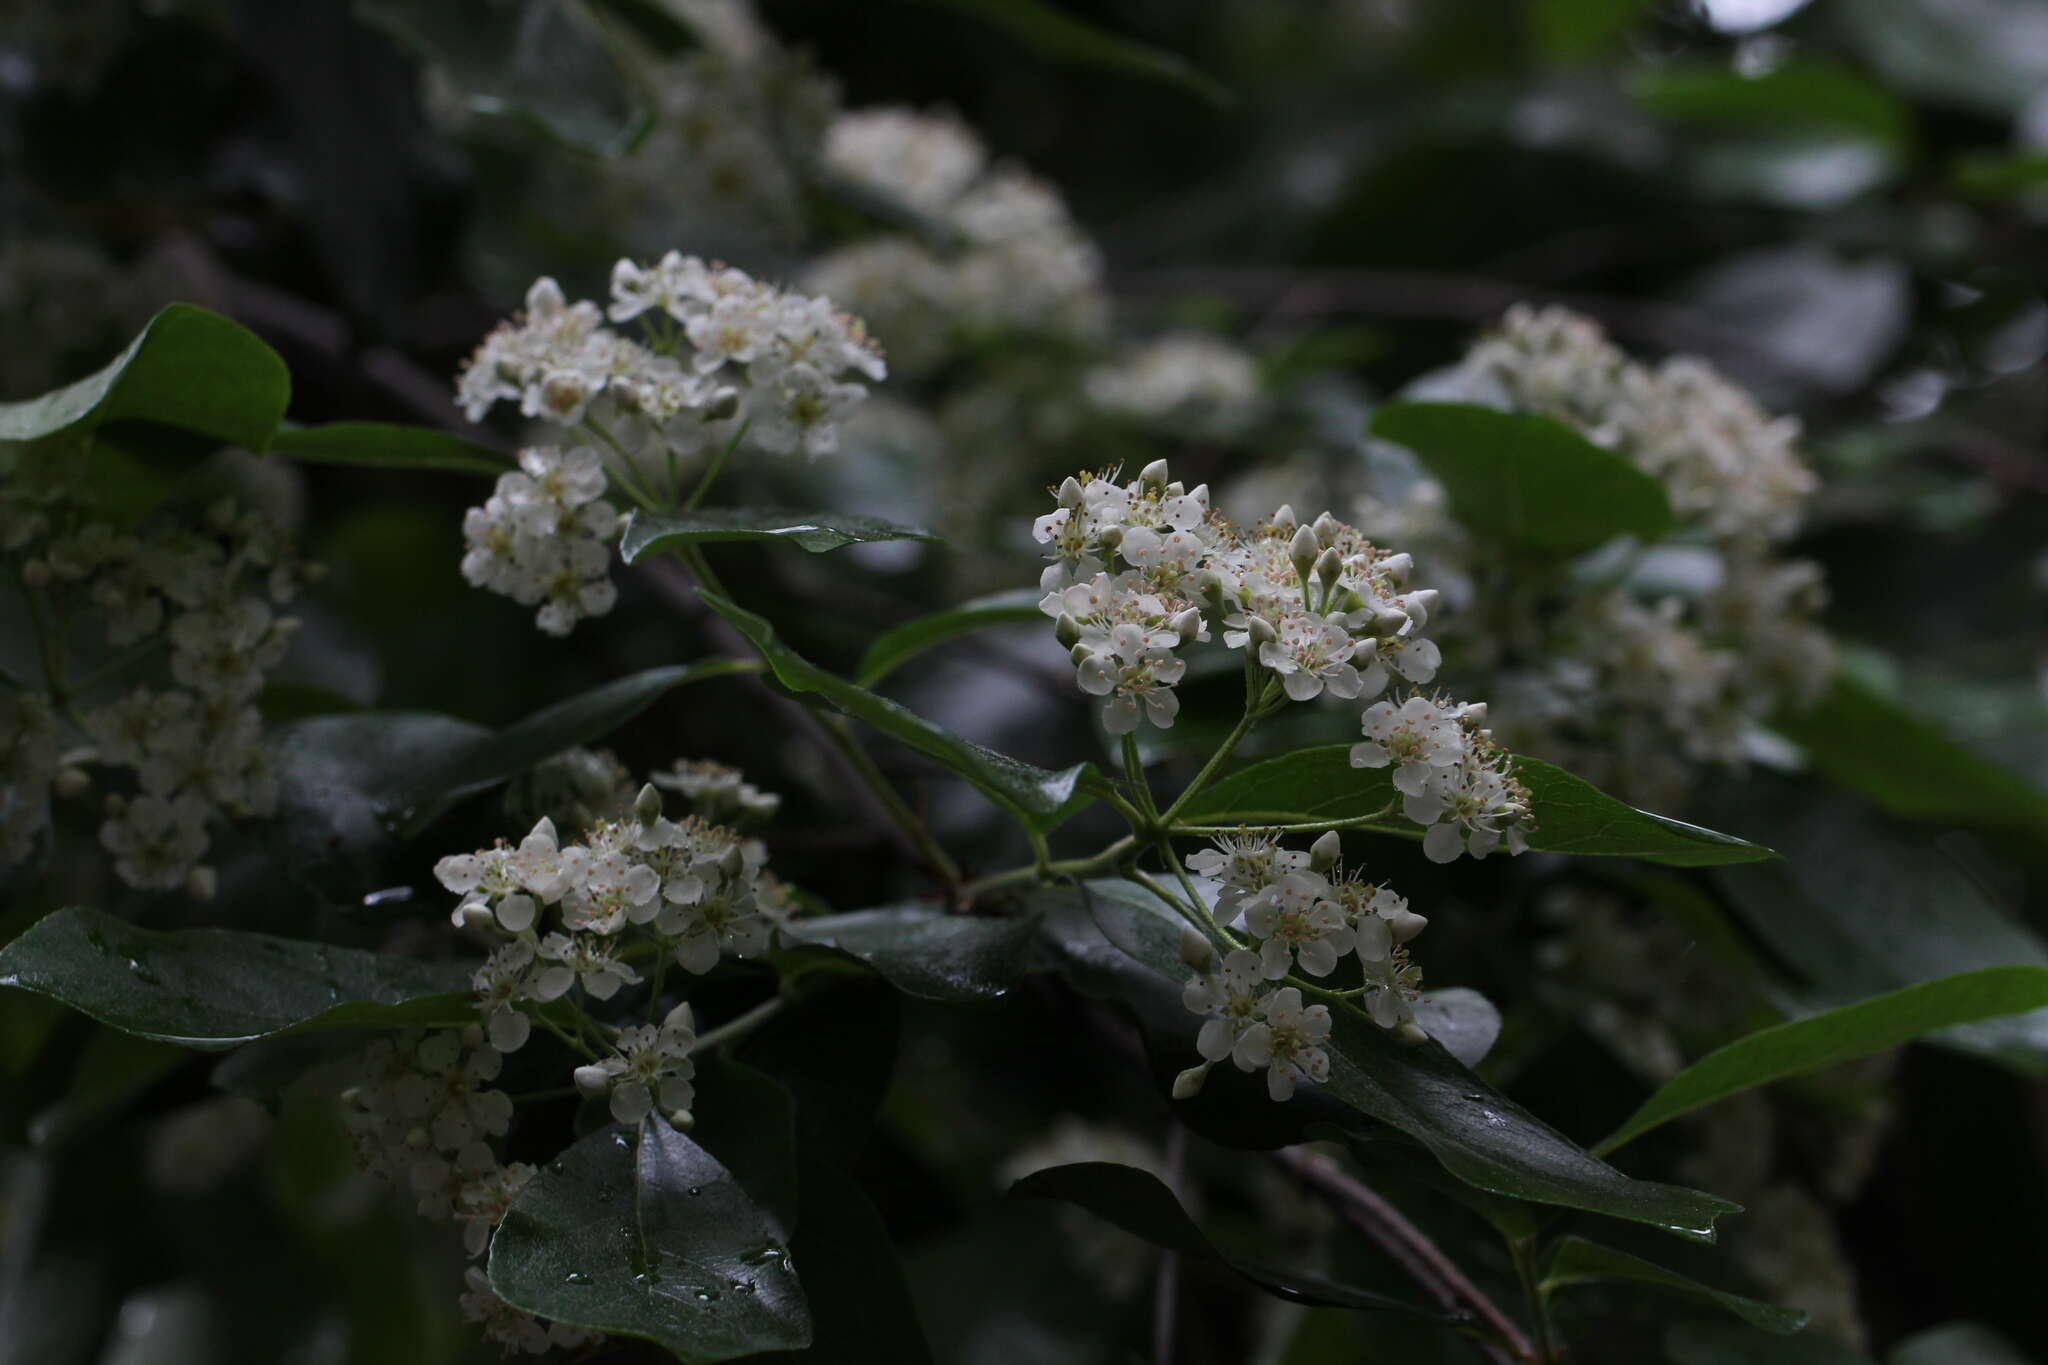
[
  {"xmin": 573, "ymin": 1065, "xmax": 612, "ymax": 1098},
  {"xmin": 1311, "ymin": 511, "xmax": 1341, "ymax": 548},
  {"xmin": 1057, "ymin": 476, "xmax": 1084, "ymax": 508},
  {"xmin": 1314, "ymin": 546, "xmax": 1344, "ymax": 590},
  {"xmin": 1270, "ymin": 504, "xmax": 1297, "ymax": 534},
  {"xmin": 1138, "ymin": 459, "xmax": 1170, "ymax": 491},
  {"xmin": 1096, "ymin": 524, "xmax": 1124, "ymax": 552},
  {"xmin": 1178, "ymin": 927, "xmax": 1214, "ymax": 972},
  {"xmin": 1247, "ymin": 615, "xmax": 1279, "ymax": 648},
  {"xmin": 185, "ymin": 865, "xmax": 218, "ymax": 902},
  {"xmin": 458, "ymin": 902, "xmax": 497, "ymax": 934},
  {"xmin": 1172, "ymin": 1063, "xmax": 1211, "ymax": 1100},
  {"xmin": 1309, "ymin": 830, "xmax": 1342, "ymax": 871},
  {"xmin": 663, "ymin": 1001, "xmax": 696, "ymax": 1035},
  {"xmin": 635, "ymin": 783, "xmax": 664, "ymax": 827},
  {"xmin": 1054, "ymin": 612, "xmax": 1083, "ymax": 648},
  {"xmin": 53, "ymin": 767, "xmax": 90, "ymax": 799},
  {"xmin": 1069, "ymin": 642, "xmax": 1097, "ymax": 667},
  {"xmin": 1187, "ymin": 483, "xmax": 1211, "ymax": 511},
  {"xmin": 1170, "ymin": 607, "xmax": 1202, "ymax": 645},
  {"xmin": 667, "ymin": 1108, "xmax": 695, "ymax": 1131},
  {"xmin": 1379, "ymin": 551, "xmax": 1413, "ymax": 584},
  {"xmin": 1456, "ymin": 701, "xmax": 1487, "ymax": 725},
  {"xmin": 1385, "ymin": 909, "xmax": 1429, "ymax": 944},
  {"xmin": 1395, "ymin": 1021, "xmax": 1429, "ymax": 1046},
  {"xmin": 716, "ymin": 844, "xmax": 746, "ymax": 877},
  {"xmin": 1192, "ymin": 569, "xmax": 1227, "ymax": 614},
  {"xmin": 1289, "ymin": 524, "xmax": 1320, "ymax": 586}
]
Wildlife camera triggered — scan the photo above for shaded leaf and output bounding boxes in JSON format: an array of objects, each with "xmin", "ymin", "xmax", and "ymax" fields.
[
  {"xmin": 856, "ymin": 590, "xmax": 1046, "ymax": 687},
  {"xmin": 1541, "ymin": 1236, "xmax": 1805, "ymax": 1333},
  {"xmin": 1368, "ymin": 403, "xmax": 1674, "ymax": 553},
  {"xmin": 0, "ymin": 907, "xmax": 474, "ymax": 1049},
  {"xmin": 1630, "ymin": 60, "xmax": 1913, "ymax": 148},
  {"xmin": 1597, "ymin": 966, "xmax": 2048, "ymax": 1154},
  {"xmin": 1952, "ymin": 150, "xmax": 2048, "ymax": 198},
  {"xmin": 1836, "ymin": 0, "xmax": 2048, "ymax": 118},
  {"xmin": 623, "ymin": 507, "xmax": 941, "ymax": 559},
  {"xmin": 269, "ymin": 421, "xmax": 511, "ymax": 475},
  {"xmin": 489, "ymin": 1121, "xmax": 811, "ymax": 1360},
  {"xmin": 1063, "ymin": 880, "xmax": 1739, "ymax": 1240},
  {"xmin": 1179, "ymin": 746, "xmax": 1773, "ymax": 867},
  {"xmin": 355, "ymin": 0, "xmax": 651, "ymax": 155},
  {"xmin": 700, "ymin": 591, "xmax": 1099, "ymax": 832},
  {"xmin": 1666, "ymin": 1321, "xmax": 1873, "ymax": 1365},
  {"xmin": 27, "ymin": 1029, "xmax": 189, "ymax": 1147},
  {"xmin": 783, "ymin": 907, "xmax": 1041, "ymax": 1002},
  {"xmin": 1531, "ymin": 0, "xmax": 1649, "ymax": 60},
  {"xmin": 905, "ymin": 0, "xmax": 1231, "ymax": 106},
  {"xmin": 689, "ymin": 1059, "xmax": 800, "ymax": 1235},
  {"xmin": 1012, "ymin": 1161, "xmax": 1454, "ymax": 1320},
  {"xmin": 0, "ymin": 304, "xmax": 288, "ymax": 450},
  {"xmin": 1773, "ymin": 670, "xmax": 2048, "ymax": 844}
]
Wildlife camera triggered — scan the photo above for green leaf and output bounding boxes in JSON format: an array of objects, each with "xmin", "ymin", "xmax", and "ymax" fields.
[
  {"xmin": 1630, "ymin": 60, "xmax": 1914, "ymax": 149},
  {"xmin": 489, "ymin": 1121, "xmax": 811, "ymax": 1360},
  {"xmin": 0, "ymin": 907, "xmax": 475, "ymax": 1049},
  {"xmin": 355, "ymin": 0, "xmax": 651, "ymax": 156},
  {"xmin": 1064, "ymin": 880, "xmax": 1740, "ymax": 1240},
  {"xmin": 1773, "ymin": 670, "xmax": 2048, "ymax": 844},
  {"xmin": 269, "ymin": 421, "xmax": 511, "ymax": 475},
  {"xmin": 622, "ymin": 507, "xmax": 941, "ymax": 559},
  {"xmin": 904, "ymin": 0, "xmax": 1231, "ymax": 107},
  {"xmin": 855, "ymin": 590, "xmax": 1046, "ymax": 687},
  {"xmin": 396, "ymin": 659, "xmax": 762, "ymax": 814},
  {"xmin": 699, "ymin": 591, "xmax": 1100, "ymax": 832},
  {"xmin": 1952, "ymin": 150, "xmax": 2048, "ymax": 198},
  {"xmin": 689, "ymin": 1059, "xmax": 801, "ymax": 1235},
  {"xmin": 0, "ymin": 304, "xmax": 289, "ymax": 450},
  {"xmin": 1541, "ymin": 1236, "xmax": 1805, "ymax": 1333},
  {"xmin": 1531, "ymin": 0, "xmax": 1649, "ymax": 60},
  {"xmin": 1011, "ymin": 1161, "xmax": 1455, "ymax": 1320},
  {"xmin": 783, "ymin": 906, "xmax": 1042, "ymax": 1002},
  {"xmin": 1597, "ymin": 966, "xmax": 2048, "ymax": 1154},
  {"xmin": 1368, "ymin": 403, "xmax": 1675, "ymax": 553},
  {"xmin": 1179, "ymin": 746, "xmax": 1774, "ymax": 867}
]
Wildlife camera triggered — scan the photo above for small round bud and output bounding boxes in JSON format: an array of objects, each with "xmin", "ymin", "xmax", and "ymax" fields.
[
  {"xmin": 1395, "ymin": 1021, "xmax": 1430, "ymax": 1046},
  {"xmin": 1313, "ymin": 546, "xmax": 1344, "ymax": 588},
  {"xmin": 458, "ymin": 902, "xmax": 498, "ymax": 934},
  {"xmin": 1187, "ymin": 483, "xmax": 1211, "ymax": 511},
  {"xmin": 667, "ymin": 1108, "xmax": 696, "ymax": 1131},
  {"xmin": 1385, "ymin": 909, "xmax": 1429, "ymax": 944},
  {"xmin": 1311, "ymin": 511, "xmax": 1341, "ymax": 548},
  {"xmin": 185, "ymin": 865, "xmax": 218, "ymax": 902},
  {"xmin": 1192, "ymin": 569, "xmax": 1227, "ymax": 614},
  {"xmin": 53, "ymin": 767, "xmax": 91, "ymax": 800},
  {"xmin": 1247, "ymin": 616, "xmax": 1279, "ymax": 648},
  {"xmin": 1169, "ymin": 607, "xmax": 1203, "ymax": 645},
  {"xmin": 1138, "ymin": 459, "xmax": 1170, "ymax": 491},
  {"xmin": 1096, "ymin": 524, "xmax": 1124, "ymax": 552},
  {"xmin": 1054, "ymin": 612, "xmax": 1083, "ymax": 648},
  {"xmin": 1309, "ymin": 830, "xmax": 1342, "ymax": 871},
  {"xmin": 1288, "ymin": 524, "xmax": 1320, "ymax": 584},
  {"xmin": 1057, "ymin": 476, "xmax": 1085, "ymax": 509},
  {"xmin": 1069, "ymin": 642, "xmax": 1097, "ymax": 667},
  {"xmin": 1171, "ymin": 1063, "xmax": 1211, "ymax": 1100},
  {"xmin": 1178, "ymin": 927, "xmax": 1214, "ymax": 972},
  {"xmin": 1270, "ymin": 504, "xmax": 1297, "ymax": 533},
  {"xmin": 573, "ymin": 1065, "xmax": 612, "ymax": 1098},
  {"xmin": 635, "ymin": 783, "xmax": 664, "ymax": 826}
]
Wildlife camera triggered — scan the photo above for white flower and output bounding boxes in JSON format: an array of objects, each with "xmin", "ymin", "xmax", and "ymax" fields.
[
  {"xmin": 1186, "ymin": 831, "xmax": 1310, "ymax": 915},
  {"xmin": 1076, "ymin": 623, "xmax": 1186, "ymax": 734},
  {"xmin": 823, "ymin": 106, "xmax": 987, "ymax": 215},
  {"xmin": 1181, "ymin": 948, "xmax": 1268, "ymax": 1063},
  {"xmin": 1260, "ymin": 612, "xmax": 1368, "ymax": 702},
  {"xmin": 536, "ymin": 932, "xmax": 641, "ymax": 1000},
  {"xmin": 1230, "ymin": 988, "xmax": 1333, "ymax": 1101},
  {"xmin": 1243, "ymin": 872, "xmax": 1353, "ymax": 978},
  {"xmin": 471, "ymin": 941, "xmax": 542, "ymax": 1052},
  {"xmin": 579, "ymin": 1002, "xmax": 697, "ymax": 1124},
  {"xmin": 1350, "ymin": 695, "xmax": 1462, "ymax": 794}
]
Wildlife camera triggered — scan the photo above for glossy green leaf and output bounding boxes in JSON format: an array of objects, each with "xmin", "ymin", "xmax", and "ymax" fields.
[
  {"xmin": 1065, "ymin": 879, "xmax": 1740, "ymax": 1239},
  {"xmin": 0, "ymin": 304, "xmax": 289, "ymax": 450},
  {"xmin": 1598, "ymin": 966, "xmax": 2048, "ymax": 1154},
  {"xmin": 905, "ymin": 0, "xmax": 1231, "ymax": 106},
  {"xmin": 784, "ymin": 906, "xmax": 1041, "ymax": 1002},
  {"xmin": 622, "ymin": 507, "xmax": 941, "ymax": 559},
  {"xmin": 1773, "ymin": 671, "xmax": 2048, "ymax": 844},
  {"xmin": 1541, "ymin": 1236, "xmax": 1805, "ymax": 1333},
  {"xmin": 355, "ymin": 0, "xmax": 651, "ymax": 155},
  {"xmin": 397, "ymin": 659, "xmax": 762, "ymax": 814},
  {"xmin": 1630, "ymin": 60, "xmax": 1914, "ymax": 148},
  {"xmin": 269, "ymin": 421, "xmax": 511, "ymax": 475},
  {"xmin": 1179, "ymin": 746, "xmax": 1773, "ymax": 867},
  {"xmin": 1368, "ymin": 403, "xmax": 1674, "ymax": 553},
  {"xmin": 855, "ymin": 590, "xmax": 1046, "ymax": 687},
  {"xmin": 0, "ymin": 907, "xmax": 474, "ymax": 1049},
  {"xmin": 700, "ymin": 591, "xmax": 1099, "ymax": 831},
  {"xmin": 1011, "ymin": 1161, "xmax": 1454, "ymax": 1320},
  {"xmin": 489, "ymin": 1122, "xmax": 811, "ymax": 1360}
]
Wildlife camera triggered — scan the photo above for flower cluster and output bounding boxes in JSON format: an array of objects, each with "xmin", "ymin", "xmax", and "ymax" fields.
[
  {"xmin": 1084, "ymin": 333, "xmax": 1263, "ymax": 437},
  {"xmin": 650, "ymin": 756, "xmax": 783, "ymax": 825},
  {"xmin": 1178, "ymin": 831, "xmax": 1429, "ymax": 1101},
  {"xmin": 1, "ymin": 490, "xmax": 306, "ymax": 893},
  {"xmin": 460, "ymin": 446, "xmax": 620, "ymax": 637},
  {"xmin": 342, "ymin": 1026, "xmax": 597, "ymax": 1356},
  {"xmin": 808, "ymin": 105, "xmax": 1106, "ymax": 373},
  {"xmin": 1351, "ymin": 695, "xmax": 1534, "ymax": 862}
]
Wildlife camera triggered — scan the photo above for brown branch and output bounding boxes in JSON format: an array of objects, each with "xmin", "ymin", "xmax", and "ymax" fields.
[{"xmin": 1272, "ymin": 1145, "xmax": 1535, "ymax": 1365}]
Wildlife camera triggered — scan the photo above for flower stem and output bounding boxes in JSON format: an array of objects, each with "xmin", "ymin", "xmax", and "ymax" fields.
[
  {"xmin": 684, "ymin": 421, "xmax": 748, "ymax": 511},
  {"xmin": 1155, "ymin": 704, "xmax": 1260, "ymax": 828},
  {"xmin": 1121, "ymin": 733, "xmax": 1160, "ymax": 824},
  {"xmin": 964, "ymin": 834, "xmax": 1140, "ymax": 899},
  {"xmin": 689, "ymin": 996, "xmax": 785, "ymax": 1055},
  {"xmin": 815, "ymin": 713, "xmax": 965, "ymax": 901},
  {"xmin": 1171, "ymin": 801, "xmax": 1399, "ymax": 839},
  {"xmin": 1512, "ymin": 1234, "xmax": 1559, "ymax": 1364}
]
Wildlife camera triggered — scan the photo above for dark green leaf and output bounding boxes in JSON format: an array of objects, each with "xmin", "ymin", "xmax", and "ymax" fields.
[
  {"xmin": 700, "ymin": 591, "xmax": 1099, "ymax": 832},
  {"xmin": 1368, "ymin": 403, "xmax": 1675, "ymax": 553},
  {"xmin": 1179, "ymin": 746, "xmax": 1774, "ymax": 867},
  {"xmin": 1531, "ymin": 0, "xmax": 1649, "ymax": 60},
  {"xmin": 856, "ymin": 590, "xmax": 1046, "ymax": 687},
  {"xmin": 1666, "ymin": 1321, "xmax": 1873, "ymax": 1365},
  {"xmin": 784, "ymin": 906, "xmax": 1041, "ymax": 1002},
  {"xmin": 1630, "ymin": 60, "xmax": 1914, "ymax": 148},
  {"xmin": 1952, "ymin": 150, "xmax": 2048, "ymax": 198},
  {"xmin": 1012, "ymin": 1161, "xmax": 1454, "ymax": 1320},
  {"xmin": 1773, "ymin": 671, "xmax": 2048, "ymax": 844},
  {"xmin": 269, "ymin": 421, "xmax": 511, "ymax": 475},
  {"xmin": 0, "ymin": 907, "xmax": 474, "ymax": 1049},
  {"xmin": 1598, "ymin": 966, "xmax": 2048, "ymax": 1154},
  {"xmin": 355, "ymin": 0, "xmax": 651, "ymax": 155},
  {"xmin": 1541, "ymin": 1236, "xmax": 1805, "ymax": 1333},
  {"xmin": 904, "ymin": 0, "xmax": 1232, "ymax": 106},
  {"xmin": 739, "ymin": 976, "xmax": 899, "ymax": 1154},
  {"xmin": 1066, "ymin": 880, "xmax": 1740, "ymax": 1239},
  {"xmin": 397, "ymin": 659, "xmax": 762, "ymax": 814},
  {"xmin": 0, "ymin": 304, "xmax": 288, "ymax": 450},
  {"xmin": 689, "ymin": 1060, "xmax": 800, "ymax": 1235},
  {"xmin": 622, "ymin": 507, "xmax": 941, "ymax": 559},
  {"xmin": 490, "ymin": 1121, "xmax": 811, "ymax": 1360}
]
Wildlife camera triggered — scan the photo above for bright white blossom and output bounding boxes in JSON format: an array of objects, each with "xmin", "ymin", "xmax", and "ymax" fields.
[
  {"xmin": 1233, "ymin": 988, "xmax": 1334, "ymax": 1102},
  {"xmin": 574, "ymin": 1001, "xmax": 699, "ymax": 1124}
]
